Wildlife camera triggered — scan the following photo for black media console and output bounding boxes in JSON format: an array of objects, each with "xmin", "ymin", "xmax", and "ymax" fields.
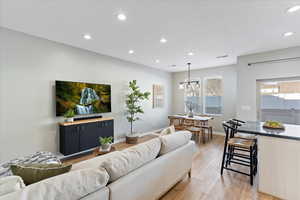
[{"xmin": 59, "ymin": 117, "xmax": 114, "ymax": 155}]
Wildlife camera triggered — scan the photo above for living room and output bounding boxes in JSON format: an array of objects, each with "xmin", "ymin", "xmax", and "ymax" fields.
[{"xmin": 1, "ymin": 1, "xmax": 300, "ymax": 200}]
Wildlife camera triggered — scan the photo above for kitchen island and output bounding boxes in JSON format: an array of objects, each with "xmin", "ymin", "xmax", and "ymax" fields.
[{"xmin": 238, "ymin": 121, "xmax": 300, "ymax": 200}]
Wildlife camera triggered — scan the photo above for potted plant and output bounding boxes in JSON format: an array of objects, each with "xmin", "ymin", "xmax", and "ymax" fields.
[
  {"xmin": 125, "ymin": 80, "xmax": 150, "ymax": 144},
  {"xmin": 64, "ymin": 109, "xmax": 75, "ymax": 122},
  {"xmin": 99, "ymin": 136, "xmax": 113, "ymax": 151}
]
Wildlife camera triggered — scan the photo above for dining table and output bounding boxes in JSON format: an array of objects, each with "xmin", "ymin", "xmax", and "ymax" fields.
[
  {"xmin": 237, "ymin": 121, "xmax": 300, "ymax": 200},
  {"xmin": 168, "ymin": 114, "xmax": 213, "ymax": 125}
]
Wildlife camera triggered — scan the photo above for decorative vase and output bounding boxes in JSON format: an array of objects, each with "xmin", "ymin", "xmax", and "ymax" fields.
[
  {"xmin": 187, "ymin": 110, "xmax": 194, "ymax": 118},
  {"xmin": 66, "ymin": 118, "xmax": 74, "ymax": 122}
]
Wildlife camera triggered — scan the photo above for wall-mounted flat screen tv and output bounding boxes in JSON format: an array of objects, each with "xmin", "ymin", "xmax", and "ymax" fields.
[{"xmin": 56, "ymin": 80, "xmax": 111, "ymax": 116}]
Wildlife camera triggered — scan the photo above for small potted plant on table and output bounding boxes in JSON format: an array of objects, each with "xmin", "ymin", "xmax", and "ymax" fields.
[
  {"xmin": 99, "ymin": 136, "xmax": 113, "ymax": 152},
  {"xmin": 125, "ymin": 80, "xmax": 150, "ymax": 144},
  {"xmin": 64, "ymin": 109, "xmax": 75, "ymax": 122}
]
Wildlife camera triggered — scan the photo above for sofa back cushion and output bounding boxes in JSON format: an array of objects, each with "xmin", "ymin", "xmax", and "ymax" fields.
[
  {"xmin": 1, "ymin": 168, "xmax": 109, "ymax": 200},
  {"xmin": 100, "ymin": 138, "xmax": 161, "ymax": 182},
  {"xmin": 159, "ymin": 131, "xmax": 192, "ymax": 155}
]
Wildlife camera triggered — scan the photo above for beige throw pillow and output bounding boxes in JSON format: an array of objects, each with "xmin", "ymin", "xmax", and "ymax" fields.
[{"xmin": 160, "ymin": 125, "xmax": 176, "ymax": 135}]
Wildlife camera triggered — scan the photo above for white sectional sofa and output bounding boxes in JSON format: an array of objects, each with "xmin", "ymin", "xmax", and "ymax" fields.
[{"xmin": 0, "ymin": 131, "xmax": 196, "ymax": 200}]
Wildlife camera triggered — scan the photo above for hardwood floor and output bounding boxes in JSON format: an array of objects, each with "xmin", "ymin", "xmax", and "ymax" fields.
[{"xmin": 160, "ymin": 135, "xmax": 280, "ymax": 200}]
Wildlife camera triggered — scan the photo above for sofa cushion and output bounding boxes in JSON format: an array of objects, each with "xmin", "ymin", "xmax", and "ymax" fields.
[
  {"xmin": 0, "ymin": 176, "xmax": 25, "ymax": 197},
  {"xmin": 10, "ymin": 163, "xmax": 71, "ymax": 185},
  {"xmin": 160, "ymin": 125, "xmax": 176, "ymax": 135},
  {"xmin": 100, "ymin": 138, "xmax": 161, "ymax": 182},
  {"xmin": 0, "ymin": 168, "xmax": 109, "ymax": 200},
  {"xmin": 71, "ymin": 151, "xmax": 120, "ymax": 171},
  {"xmin": 159, "ymin": 131, "xmax": 192, "ymax": 155}
]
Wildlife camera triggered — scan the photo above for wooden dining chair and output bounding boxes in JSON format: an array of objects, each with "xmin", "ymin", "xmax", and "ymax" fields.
[
  {"xmin": 194, "ymin": 120, "xmax": 213, "ymax": 141},
  {"xmin": 169, "ymin": 117, "xmax": 185, "ymax": 131}
]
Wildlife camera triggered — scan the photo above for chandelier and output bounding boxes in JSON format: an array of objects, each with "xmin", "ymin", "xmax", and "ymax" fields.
[{"xmin": 178, "ymin": 63, "xmax": 200, "ymax": 94}]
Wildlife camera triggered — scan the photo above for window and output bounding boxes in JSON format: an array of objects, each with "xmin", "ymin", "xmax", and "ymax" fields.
[
  {"xmin": 203, "ymin": 77, "xmax": 223, "ymax": 115},
  {"xmin": 258, "ymin": 79, "xmax": 300, "ymax": 125}
]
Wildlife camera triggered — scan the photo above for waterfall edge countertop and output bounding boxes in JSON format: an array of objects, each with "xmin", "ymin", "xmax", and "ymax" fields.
[{"xmin": 238, "ymin": 121, "xmax": 300, "ymax": 141}]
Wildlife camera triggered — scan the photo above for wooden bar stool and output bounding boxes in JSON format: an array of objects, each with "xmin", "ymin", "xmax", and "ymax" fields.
[{"xmin": 221, "ymin": 122, "xmax": 257, "ymax": 185}]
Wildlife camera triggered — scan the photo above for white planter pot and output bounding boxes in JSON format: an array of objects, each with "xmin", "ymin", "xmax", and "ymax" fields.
[{"xmin": 100, "ymin": 144, "xmax": 111, "ymax": 151}]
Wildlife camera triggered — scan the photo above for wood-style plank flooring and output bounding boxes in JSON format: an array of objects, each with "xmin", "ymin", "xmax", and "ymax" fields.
[{"xmin": 160, "ymin": 135, "xmax": 280, "ymax": 200}]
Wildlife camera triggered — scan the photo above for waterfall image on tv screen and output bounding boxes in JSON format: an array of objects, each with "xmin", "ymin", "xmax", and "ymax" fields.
[{"xmin": 56, "ymin": 81, "xmax": 111, "ymax": 116}]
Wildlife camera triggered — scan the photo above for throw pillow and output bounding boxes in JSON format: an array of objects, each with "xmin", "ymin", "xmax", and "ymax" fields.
[
  {"xmin": 160, "ymin": 125, "xmax": 176, "ymax": 135},
  {"xmin": 10, "ymin": 163, "xmax": 72, "ymax": 185}
]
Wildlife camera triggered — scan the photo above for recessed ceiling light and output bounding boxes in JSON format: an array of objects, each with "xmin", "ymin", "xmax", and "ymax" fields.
[
  {"xmin": 155, "ymin": 59, "xmax": 160, "ymax": 63},
  {"xmin": 283, "ymin": 32, "xmax": 294, "ymax": 37},
  {"xmin": 117, "ymin": 13, "xmax": 127, "ymax": 21},
  {"xmin": 188, "ymin": 52, "xmax": 194, "ymax": 56},
  {"xmin": 216, "ymin": 55, "xmax": 229, "ymax": 59},
  {"xmin": 160, "ymin": 38, "xmax": 167, "ymax": 43},
  {"xmin": 287, "ymin": 5, "xmax": 300, "ymax": 13},
  {"xmin": 128, "ymin": 50, "xmax": 134, "ymax": 54},
  {"xmin": 83, "ymin": 34, "xmax": 92, "ymax": 40}
]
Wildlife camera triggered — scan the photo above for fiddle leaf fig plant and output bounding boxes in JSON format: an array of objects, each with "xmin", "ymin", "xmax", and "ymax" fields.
[{"xmin": 125, "ymin": 80, "xmax": 150, "ymax": 135}]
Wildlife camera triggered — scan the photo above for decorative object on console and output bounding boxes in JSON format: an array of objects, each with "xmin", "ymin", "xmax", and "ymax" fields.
[
  {"xmin": 125, "ymin": 80, "xmax": 150, "ymax": 144},
  {"xmin": 10, "ymin": 163, "xmax": 72, "ymax": 185},
  {"xmin": 99, "ymin": 136, "xmax": 113, "ymax": 151},
  {"xmin": 0, "ymin": 152, "xmax": 61, "ymax": 178},
  {"xmin": 93, "ymin": 146, "xmax": 116, "ymax": 157},
  {"xmin": 152, "ymin": 84, "xmax": 164, "ymax": 108},
  {"xmin": 63, "ymin": 109, "xmax": 75, "ymax": 122}
]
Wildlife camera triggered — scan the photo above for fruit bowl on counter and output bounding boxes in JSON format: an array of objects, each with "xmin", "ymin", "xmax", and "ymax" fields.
[{"xmin": 263, "ymin": 121, "xmax": 285, "ymax": 130}]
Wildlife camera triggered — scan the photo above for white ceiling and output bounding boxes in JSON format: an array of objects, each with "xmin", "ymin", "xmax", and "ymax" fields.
[{"xmin": 1, "ymin": 0, "xmax": 300, "ymax": 72}]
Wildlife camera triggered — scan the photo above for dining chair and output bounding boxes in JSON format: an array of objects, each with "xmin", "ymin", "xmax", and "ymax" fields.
[
  {"xmin": 169, "ymin": 117, "xmax": 185, "ymax": 131},
  {"xmin": 194, "ymin": 120, "xmax": 213, "ymax": 141},
  {"xmin": 221, "ymin": 122, "xmax": 258, "ymax": 185},
  {"xmin": 182, "ymin": 119, "xmax": 204, "ymax": 143}
]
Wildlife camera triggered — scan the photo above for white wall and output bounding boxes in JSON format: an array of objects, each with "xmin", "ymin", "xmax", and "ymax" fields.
[
  {"xmin": 0, "ymin": 28, "xmax": 172, "ymax": 162},
  {"xmin": 172, "ymin": 65, "xmax": 237, "ymax": 132},
  {"xmin": 236, "ymin": 46, "xmax": 300, "ymax": 121}
]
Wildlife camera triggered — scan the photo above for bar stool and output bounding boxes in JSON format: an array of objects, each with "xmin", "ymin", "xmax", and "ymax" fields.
[{"xmin": 221, "ymin": 122, "xmax": 257, "ymax": 185}]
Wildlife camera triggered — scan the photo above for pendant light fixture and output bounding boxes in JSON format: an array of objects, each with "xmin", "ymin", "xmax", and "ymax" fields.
[{"xmin": 178, "ymin": 63, "xmax": 200, "ymax": 94}]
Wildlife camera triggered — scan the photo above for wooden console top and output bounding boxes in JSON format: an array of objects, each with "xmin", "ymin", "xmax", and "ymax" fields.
[{"xmin": 59, "ymin": 117, "xmax": 114, "ymax": 126}]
